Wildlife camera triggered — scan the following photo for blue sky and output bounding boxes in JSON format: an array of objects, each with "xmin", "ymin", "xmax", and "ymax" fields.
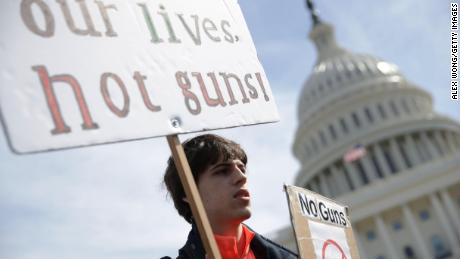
[{"xmin": 0, "ymin": 0, "xmax": 455, "ymax": 258}]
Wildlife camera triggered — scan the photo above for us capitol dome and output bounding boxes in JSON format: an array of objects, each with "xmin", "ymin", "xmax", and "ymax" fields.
[{"xmin": 274, "ymin": 2, "xmax": 460, "ymax": 259}]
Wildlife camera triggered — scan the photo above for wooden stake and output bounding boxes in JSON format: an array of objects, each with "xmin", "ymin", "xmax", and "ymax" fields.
[{"xmin": 166, "ymin": 134, "xmax": 221, "ymax": 259}]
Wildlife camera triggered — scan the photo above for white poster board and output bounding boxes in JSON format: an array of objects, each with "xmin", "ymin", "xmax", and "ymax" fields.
[
  {"xmin": 0, "ymin": 0, "xmax": 278, "ymax": 154},
  {"xmin": 284, "ymin": 185, "xmax": 361, "ymax": 259}
]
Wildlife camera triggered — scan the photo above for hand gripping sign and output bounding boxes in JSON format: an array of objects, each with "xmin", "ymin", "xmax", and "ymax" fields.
[
  {"xmin": 284, "ymin": 185, "xmax": 361, "ymax": 259},
  {"xmin": 0, "ymin": 1, "xmax": 279, "ymax": 258}
]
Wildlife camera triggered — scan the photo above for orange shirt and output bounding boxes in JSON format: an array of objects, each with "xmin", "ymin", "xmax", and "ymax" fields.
[{"xmin": 214, "ymin": 225, "xmax": 256, "ymax": 259}]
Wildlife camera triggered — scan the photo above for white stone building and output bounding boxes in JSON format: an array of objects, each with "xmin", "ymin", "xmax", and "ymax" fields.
[{"xmin": 275, "ymin": 8, "xmax": 460, "ymax": 259}]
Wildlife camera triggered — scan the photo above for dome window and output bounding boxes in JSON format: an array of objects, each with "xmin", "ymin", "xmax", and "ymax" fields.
[
  {"xmin": 311, "ymin": 138, "xmax": 319, "ymax": 152},
  {"xmin": 336, "ymin": 73, "xmax": 342, "ymax": 83},
  {"xmin": 411, "ymin": 97, "xmax": 419, "ymax": 112},
  {"xmin": 392, "ymin": 220, "xmax": 403, "ymax": 231},
  {"xmin": 318, "ymin": 84, "xmax": 324, "ymax": 94},
  {"xmin": 363, "ymin": 61, "xmax": 375, "ymax": 75},
  {"xmin": 403, "ymin": 246, "xmax": 416, "ymax": 259},
  {"xmin": 352, "ymin": 112, "xmax": 361, "ymax": 128},
  {"xmin": 311, "ymin": 89, "xmax": 317, "ymax": 97},
  {"xmin": 366, "ymin": 230, "xmax": 376, "ymax": 241},
  {"xmin": 356, "ymin": 61, "xmax": 366, "ymax": 75},
  {"xmin": 346, "ymin": 60, "xmax": 355, "ymax": 69},
  {"xmin": 418, "ymin": 210, "xmax": 430, "ymax": 221},
  {"xmin": 328, "ymin": 124, "xmax": 337, "ymax": 140},
  {"xmin": 430, "ymin": 235, "xmax": 451, "ymax": 259},
  {"xmin": 304, "ymin": 143, "xmax": 311, "ymax": 157},
  {"xmin": 377, "ymin": 103, "xmax": 387, "ymax": 119},
  {"xmin": 340, "ymin": 117, "xmax": 349, "ymax": 133},
  {"xmin": 364, "ymin": 107, "xmax": 374, "ymax": 123},
  {"xmin": 455, "ymin": 134, "xmax": 460, "ymax": 148},
  {"xmin": 401, "ymin": 98, "xmax": 411, "ymax": 114},
  {"xmin": 335, "ymin": 62, "xmax": 344, "ymax": 82},
  {"xmin": 344, "ymin": 69, "xmax": 352, "ymax": 79},
  {"xmin": 319, "ymin": 130, "xmax": 327, "ymax": 146},
  {"xmin": 389, "ymin": 101, "xmax": 400, "ymax": 117}
]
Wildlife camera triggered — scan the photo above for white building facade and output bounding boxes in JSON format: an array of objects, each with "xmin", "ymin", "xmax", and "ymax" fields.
[{"xmin": 275, "ymin": 17, "xmax": 460, "ymax": 259}]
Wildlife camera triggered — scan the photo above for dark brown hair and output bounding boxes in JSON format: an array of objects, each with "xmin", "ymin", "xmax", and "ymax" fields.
[{"xmin": 163, "ymin": 134, "xmax": 247, "ymax": 223}]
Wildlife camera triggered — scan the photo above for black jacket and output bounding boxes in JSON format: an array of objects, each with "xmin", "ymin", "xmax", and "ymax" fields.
[{"xmin": 161, "ymin": 224, "xmax": 298, "ymax": 259}]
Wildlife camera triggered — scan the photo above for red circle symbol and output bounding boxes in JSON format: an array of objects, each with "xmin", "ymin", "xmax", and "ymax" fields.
[{"xmin": 321, "ymin": 239, "xmax": 347, "ymax": 259}]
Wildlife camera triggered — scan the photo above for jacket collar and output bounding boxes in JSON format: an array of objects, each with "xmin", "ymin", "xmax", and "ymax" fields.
[
  {"xmin": 178, "ymin": 223, "xmax": 298, "ymax": 259},
  {"xmin": 178, "ymin": 222, "xmax": 205, "ymax": 258}
]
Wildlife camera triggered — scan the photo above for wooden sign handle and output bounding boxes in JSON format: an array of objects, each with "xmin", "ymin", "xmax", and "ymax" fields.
[{"xmin": 166, "ymin": 134, "xmax": 222, "ymax": 259}]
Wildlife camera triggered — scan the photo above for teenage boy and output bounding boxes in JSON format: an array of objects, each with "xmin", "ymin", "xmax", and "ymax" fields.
[{"xmin": 162, "ymin": 134, "xmax": 297, "ymax": 259}]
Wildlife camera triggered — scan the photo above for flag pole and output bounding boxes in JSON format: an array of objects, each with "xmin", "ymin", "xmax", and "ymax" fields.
[{"xmin": 166, "ymin": 134, "xmax": 222, "ymax": 259}]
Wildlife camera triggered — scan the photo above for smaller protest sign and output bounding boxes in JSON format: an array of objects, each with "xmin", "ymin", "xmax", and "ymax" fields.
[{"xmin": 284, "ymin": 184, "xmax": 360, "ymax": 259}]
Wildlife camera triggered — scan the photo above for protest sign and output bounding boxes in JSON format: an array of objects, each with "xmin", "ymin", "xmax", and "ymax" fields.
[
  {"xmin": 1, "ymin": 1, "xmax": 279, "ymax": 258},
  {"xmin": 0, "ymin": 0, "xmax": 278, "ymax": 154},
  {"xmin": 285, "ymin": 185, "xmax": 361, "ymax": 259}
]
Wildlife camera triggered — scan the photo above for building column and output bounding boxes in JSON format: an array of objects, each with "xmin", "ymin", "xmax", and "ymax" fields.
[
  {"xmin": 311, "ymin": 137, "xmax": 319, "ymax": 154},
  {"xmin": 429, "ymin": 193, "xmax": 460, "ymax": 255},
  {"xmin": 325, "ymin": 171, "xmax": 339, "ymax": 197},
  {"xmin": 369, "ymin": 104, "xmax": 380, "ymax": 123},
  {"xmin": 318, "ymin": 173, "xmax": 331, "ymax": 197},
  {"xmin": 395, "ymin": 99, "xmax": 406, "ymax": 117},
  {"xmin": 330, "ymin": 165, "xmax": 348, "ymax": 194},
  {"xmin": 445, "ymin": 132, "xmax": 458, "ymax": 153},
  {"xmin": 374, "ymin": 215, "xmax": 399, "ymax": 259},
  {"xmin": 334, "ymin": 120, "xmax": 344, "ymax": 140},
  {"xmin": 452, "ymin": 132, "xmax": 460, "ymax": 148},
  {"xmin": 455, "ymin": 133, "xmax": 460, "ymax": 148},
  {"xmin": 382, "ymin": 101, "xmax": 393, "ymax": 119},
  {"xmin": 356, "ymin": 230, "xmax": 369, "ymax": 259},
  {"xmin": 441, "ymin": 132, "xmax": 455, "ymax": 154},
  {"xmin": 305, "ymin": 143, "xmax": 312, "ymax": 160},
  {"xmin": 360, "ymin": 155, "xmax": 379, "ymax": 183},
  {"xmin": 389, "ymin": 139, "xmax": 407, "ymax": 171},
  {"xmin": 373, "ymin": 144, "xmax": 392, "ymax": 178},
  {"xmin": 440, "ymin": 190, "xmax": 460, "ymax": 240},
  {"xmin": 339, "ymin": 117, "xmax": 351, "ymax": 136},
  {"xmin": 310, "ymin": 177, "xmax": 320, "ymax": 193},
  {"xmin": 358, "ymin": 109, "xmax": 370, "ymax": 129},
  {"xmin": 346, "ymin": 114, "xmax": 357, "ymax": 132},
  {"xmin": 402, "ymin": 205, "xmax": 432, "ymax": 259},
  {"xmin": 404, "ymin": 134, "xmax": 421, "ymax": 166},
  {"xmin": 433, "ymin": 131, "xmax": 449, "ymax": 155},
  {"xmin": 322, "ymin": 129, "xmax": 332, "ymax": 147},
  {"xmin": 344, "ymin": 162, "xmax": 363, "ymax": 189},
  {"xmin": 420, "ymin": 132, "xmax": 440, "ymax": 159}
]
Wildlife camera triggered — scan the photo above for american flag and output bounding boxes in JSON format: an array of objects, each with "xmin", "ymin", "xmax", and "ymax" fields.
[{"xmin": 343, "ymin": 144, "xmax": 367, "ymax": 163}]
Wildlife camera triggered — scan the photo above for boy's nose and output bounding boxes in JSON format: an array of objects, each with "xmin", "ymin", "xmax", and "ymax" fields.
[{"xmin": 232, "ymin": 164, "xmax": 247, "ymax": 185}]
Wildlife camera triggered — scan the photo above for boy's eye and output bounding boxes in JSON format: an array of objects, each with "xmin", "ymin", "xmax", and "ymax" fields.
[{"xmin": 215, "ymin": 168, "xmax": 229, "ymax": 175}]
